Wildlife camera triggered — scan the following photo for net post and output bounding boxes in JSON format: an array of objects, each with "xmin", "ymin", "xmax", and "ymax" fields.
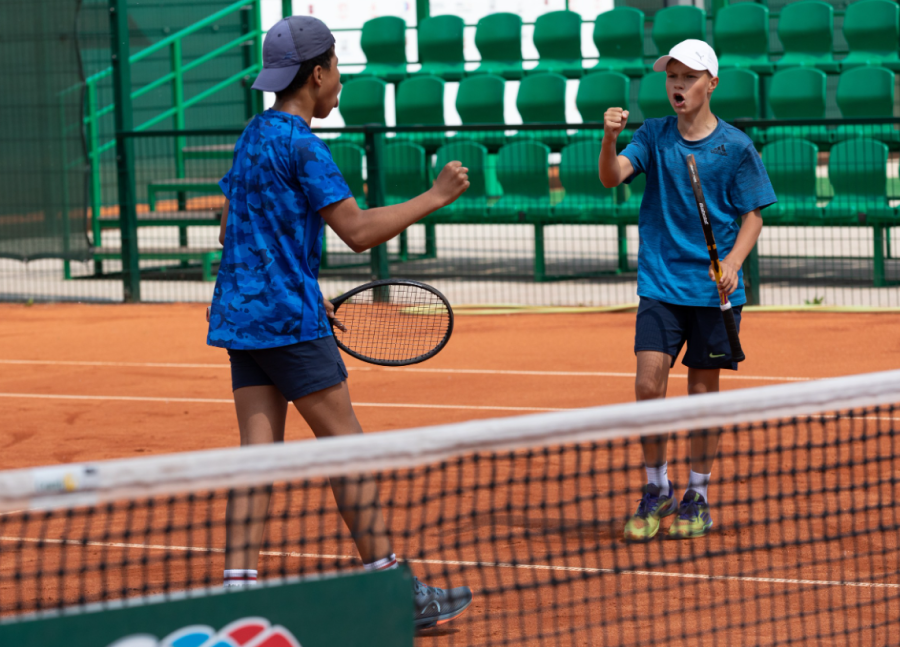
[
  {"xmin": 743, "ymin": 243, "xmax": 760, "ymax": 305},
  {"xmin": 109, "ymin": 0, "xmax": 140, "ymax": 302},
  {"xmin": 282, "ymin": 0, "xmax": 292, "ymax": 18},
  {"xmin": 364, "ymin": 126, "xmax": 390, "ymax": 281}
]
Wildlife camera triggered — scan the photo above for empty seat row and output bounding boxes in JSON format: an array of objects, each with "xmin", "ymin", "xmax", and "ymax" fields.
[
  {"xmin": 347, "ymin": 0, "xmax": 900, "ymax": 83},
  {"xmin": 334, "ymin": 65, "xmax": 900, "ymax": 152},
  {"xmin": 330, "ymin": 137, "xmax": 900, "ymax": 225}
]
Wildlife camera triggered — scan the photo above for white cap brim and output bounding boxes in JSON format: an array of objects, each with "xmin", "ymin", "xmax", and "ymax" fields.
[{"xmin": 651, "ymin": 39, "xmax": 718, "ymax": 77}]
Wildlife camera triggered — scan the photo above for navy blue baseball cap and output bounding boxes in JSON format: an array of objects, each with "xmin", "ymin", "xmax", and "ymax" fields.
[{"xmin": 252, "ymin": 16, "xmax": 335, "ymax": 92}]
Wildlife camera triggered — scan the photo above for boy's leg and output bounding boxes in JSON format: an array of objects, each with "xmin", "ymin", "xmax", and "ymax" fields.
[
  {"xmin": 291, "ymin": 380, "xmax": 392, "ymax": 564},
  {"xmin": 687, "ymin": 368, "xmax": 721, "ymax": 478},
  {"xmin": 623, "ymin": 351, "xmax": 679, "ymax": 542},
  {"xmin": 293, "ymin": 380, "xmax": 473, "ymax": 629},
  {"xmin": 225, "ymin": 385, "xmax": 288, "ymax": 582},
  {"xmin": 668, "ymin": 309, "xmax": 732, "ymax": 539}
]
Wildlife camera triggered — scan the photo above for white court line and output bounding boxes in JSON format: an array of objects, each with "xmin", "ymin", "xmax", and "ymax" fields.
[
  {"xmin": 2, "ymin": 392, "xmax": 899, "ymax": 420},
  {"xmin": 0, "ymin": 359, "xmax": 811, "ymax": 382},
  {"xmin": 0, "ymin": 392, "xmax": 564, "ymax": 413},
  {"xmin": 1, "ymin": 535, "xmax": 894, "ymax": 590}
]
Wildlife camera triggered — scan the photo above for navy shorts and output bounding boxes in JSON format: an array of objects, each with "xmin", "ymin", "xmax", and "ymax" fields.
[
  {"xmin": 227, "ymin": 336, "xmax": 349, "ymax": 401},
  {"xmin": 634, "ymin": 297, "xmax": 743, "ymax": 371}
]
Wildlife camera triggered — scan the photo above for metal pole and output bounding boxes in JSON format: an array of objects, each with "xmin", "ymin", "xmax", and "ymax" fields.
[
  {"xmin": 109, "ymin": 0, "xmax": 141, "ymax": 302},
  {"xmin": 282, "ymin": 0, "xmax": 292, "ymax": 18},
  {"xmin": 364, "ymin": 126, "xmax": 390, "ymax": 281},
  {"xmin": 415, "ymin": 0, "xmax": 429, "ymax": 23}
]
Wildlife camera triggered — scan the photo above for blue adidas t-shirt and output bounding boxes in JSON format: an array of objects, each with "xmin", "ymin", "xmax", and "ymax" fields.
[
  {"xmin": 621, "ymin": 116, "xmax": 776, "ymax": 307},
  {"xmin": 208, "ymin": 109, "xmax": 353, "ymax": 350}
]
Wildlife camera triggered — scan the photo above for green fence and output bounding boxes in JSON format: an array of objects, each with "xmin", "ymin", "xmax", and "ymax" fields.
[
  {"xmin": 3, "ymin": 117, "xmax": 897, "ymax": 309},
  {"xmin": 0, "ymin": 0, "xmax": 91, "ymax": 268}
]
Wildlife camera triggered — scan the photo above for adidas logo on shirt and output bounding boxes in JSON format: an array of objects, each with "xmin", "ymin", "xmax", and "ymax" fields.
[{"xmin": 710, "ymin": 144, "xmax": 727, "ymax": 157}]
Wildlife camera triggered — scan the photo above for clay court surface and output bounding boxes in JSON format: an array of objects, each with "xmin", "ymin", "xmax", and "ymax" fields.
[{"xmin": 2, "ymin": 304, "xmax": 900, "ymax": 645}]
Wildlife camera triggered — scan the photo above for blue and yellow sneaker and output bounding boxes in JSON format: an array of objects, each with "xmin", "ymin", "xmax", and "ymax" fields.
[
  {"xmin": 667, "ymin": 489, "xmax": 713, "ymax": 539},
  {"xmin": 623, "ymin": 481, "xmax": 677, "ymax": 542}
]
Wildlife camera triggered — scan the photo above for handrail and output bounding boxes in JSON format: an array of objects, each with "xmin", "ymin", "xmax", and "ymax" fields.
[
  {"xmin": 85, "ymin": 0, "xmax": 256, "ymax": 85},
  {"xmin": 79, "ymin": 0, "xmax": 263, "ymax": 251}
]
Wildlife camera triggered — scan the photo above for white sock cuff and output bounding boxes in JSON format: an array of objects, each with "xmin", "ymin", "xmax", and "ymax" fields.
[{"xmin": 364, "ymin": 553, "xmax": 398, "ymax": 571}]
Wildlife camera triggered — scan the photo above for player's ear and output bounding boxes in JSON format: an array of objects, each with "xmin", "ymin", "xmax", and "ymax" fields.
[{"xmin": 707, "ymin": 73, "xmax": 718, "ymax": 96}]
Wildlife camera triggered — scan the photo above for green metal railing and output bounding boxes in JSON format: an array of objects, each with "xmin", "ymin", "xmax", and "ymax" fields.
[{"xmin": 80, "ymin": 0, "xmax": 263, "ymax": 247}]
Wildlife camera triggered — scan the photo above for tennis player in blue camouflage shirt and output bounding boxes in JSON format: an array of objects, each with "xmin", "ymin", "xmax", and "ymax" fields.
[
  {"xmin": 207, "ymin": 15, "xmax": 473, "ymax": 629},
  {"xmin": 599, "ymin": 40, "xmax": 776, "ymax": 542}
]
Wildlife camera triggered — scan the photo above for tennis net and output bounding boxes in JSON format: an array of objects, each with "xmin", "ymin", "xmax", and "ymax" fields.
[{"xmin": 2, "ymin": 371, "xmax": 900, "ymax": 645}]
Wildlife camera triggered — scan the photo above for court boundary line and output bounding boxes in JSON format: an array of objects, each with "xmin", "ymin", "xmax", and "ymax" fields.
[
  {"xmin": 0, "ymin": 359, "xmax": 811, "ymax": 382},
  {"xmin": 0, "ymin": 392, "xmax": 565, "ymax": 412},
  {"xmin": 1, "ymin": 535, "xmax": 895, "ymax": 590}
]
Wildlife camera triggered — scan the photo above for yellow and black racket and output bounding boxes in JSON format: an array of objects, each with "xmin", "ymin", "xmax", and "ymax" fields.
[{"xmin": 686, "ymin": 154, "xmax": 745, "ymax": 363}]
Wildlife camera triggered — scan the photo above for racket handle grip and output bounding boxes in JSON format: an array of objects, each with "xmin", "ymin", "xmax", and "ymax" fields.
[{"xmin": 720, "ymin": 301, "xmax": 745, "ymax": 363}]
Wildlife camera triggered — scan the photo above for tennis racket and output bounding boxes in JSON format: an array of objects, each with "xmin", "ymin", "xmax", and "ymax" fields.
[
  {"xmin": 685, "ymin": 154, "xmax": 745, "ymax": 363},
  {"xmin": 328, "ymin": 279, "xmax": 453, "ymax": 366}
]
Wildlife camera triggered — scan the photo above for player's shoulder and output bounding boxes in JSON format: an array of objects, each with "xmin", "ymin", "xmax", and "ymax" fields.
[
  {"xmin": 636, "ymin": 115, "xmax": 676, "ymax": 136},
  {"xmin": 715, "ymin": 120, "xmax": 758, "ymax": 157}
]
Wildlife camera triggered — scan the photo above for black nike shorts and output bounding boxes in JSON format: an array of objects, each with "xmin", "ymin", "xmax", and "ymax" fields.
[
  {"xmin": 634, "ymin": 297, "xmax": 743, "ymax": 370},
  {"xmin": 227, "ymin": 336, "xmax": 349, "ymax": 401}
]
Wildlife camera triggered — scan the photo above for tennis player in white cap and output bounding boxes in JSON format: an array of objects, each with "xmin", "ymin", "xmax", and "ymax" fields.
[{"xmin": 598, "ymin": 40, "xmax": 776, "ymax": 542}]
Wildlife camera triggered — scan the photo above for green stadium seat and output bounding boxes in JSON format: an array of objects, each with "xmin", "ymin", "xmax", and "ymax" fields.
[
  {"xmin": 775, "ymin": 1, "xmax": 840, "ymax": 73},
  {"xmin": 711, "ymin": 68, "xmax": 763, "ymax": 143},
  {"xmin": 841, "ymin": 0, "xmax": 900, "ymax": 72},
  {"xmin": 711, "ymin": 68, "xmax": 760, "ymax": 121},
  {"xmin": 455, "ymin": 74, "xmax": 508, "ymax": 151},
  {"xmin": 336, "ymin": 77, "xmax": 387, "ymax": 145},
  {"xmin": 492, "ymin": 141, "xmax": 552, "ymax": 218},
  {"xmin": 329, "ymin": 143, "xmax": 367, "ymax": 209},
  {"xmin": 356, "ymin": 17, "xmax": 408, "ymax": 83},
  {"xmin": 472, "ymin": 13, "xmax": 524, "ymax": 80},
  {"xmin": 834, "ymin": 66, "xmax": 900, "ymax": 147},
  {"xmin": 824, "ymin": 138, "xmax": 896, "ymax": 225},
  {"xmin": 555, "ymin": 140, "xmax": 617, "ymax": 221},
  {"xmin": 413, "ymin": 15, "xmax": 465, "ymax": 81},
  {"xmin": 764, "ymin": 67, "xmax": 829, "ymax": 146},
  {"xmin": 384, "ymin": 142, "xmax": 428, "ymax": 206},
  {"xmin": 761, "ymin": 139, "xmax": 822, "ymax": 224},
  {"xmin": 530, "ymin": 10, "xmax": 585, "ymax": 79},
  {"xmin": 514, "ymin": 72, "xmax": 569, "ymax": 150},
  {"xmin": 617, "ymin": 173, "xmax": 646, "ymax": 224},
  {"xmin": 432, "ymin": 141, "xmax": 489, "ymax": 219},
  {"xmin": 394, "ymin": 75, "xmax": 447, "ymax": 151},
  {"xmin": 714, "ymin": 4, "xmax": 773, "ymax": 74},
  {"xmin": 573, "ymin": 71, "xmax": 632, "ymax": 144},
  {"xmin": 638, "ymin": 72, "xmax": 673, "ymax": 119},
  {"xmin": 591, "ymin": 7, "xmax": 646, "ymax": 77},
  {"xmin": 652, "ymin": 6, "xmax": 706, "ymax": 56}
]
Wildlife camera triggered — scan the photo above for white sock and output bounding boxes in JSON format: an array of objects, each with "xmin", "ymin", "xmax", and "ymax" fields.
[
  {"xmin": 223, "ymin": 569, "xmax": 258, "ymax": 588},
  {"xmin": 687, "ymin": 471, "xmax": 711, "ymax": 503},
  {"xmin": 645, "ymin": 463, "xmax": 669, "ymax": 497},
  {"xmin": 364, "ymin": 553, "xmax": 398, "ymax": 571}
]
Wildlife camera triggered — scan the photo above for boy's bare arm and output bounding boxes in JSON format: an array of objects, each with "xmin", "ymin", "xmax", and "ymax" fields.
[
  {"xmin": 599, "ymin": 107, "xmax": 635, "ymax": 188},
  {"xmin": 319, "ymin": 161, "xmax": 469, "ymax": 253},
  {"xmin": 218, "ymin": 199, "xmax": 229, "ymax": 245},
  {"xmin": 713, "ymin": 208, "xmax": 763, "ymax": 296}
]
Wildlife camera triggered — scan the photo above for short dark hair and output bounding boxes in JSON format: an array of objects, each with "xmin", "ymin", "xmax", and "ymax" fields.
[{"xmin": 275, "ymin": 45, "xmax": 335, "ymax": 101}]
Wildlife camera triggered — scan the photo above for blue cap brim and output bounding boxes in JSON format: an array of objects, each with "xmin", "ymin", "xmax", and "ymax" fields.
[{"xmin": 251, "ymin": 65, "xmax": 301, "ymax": 92}]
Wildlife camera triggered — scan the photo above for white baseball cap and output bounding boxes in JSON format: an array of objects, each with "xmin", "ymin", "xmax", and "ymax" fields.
[{"xmin": 652, "ymin": 39, "xmax": 718, "ymax": 77}]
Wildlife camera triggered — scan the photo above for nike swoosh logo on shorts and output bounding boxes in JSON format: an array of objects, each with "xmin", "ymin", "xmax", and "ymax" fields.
[{"xmin": 709, "ymin": 353, "xmax": 726, "ymax": 358}]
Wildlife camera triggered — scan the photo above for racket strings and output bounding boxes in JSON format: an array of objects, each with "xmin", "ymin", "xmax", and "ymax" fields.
[{"xmin": 333, "ymin": 284, "xmax": 451, "ymax": 364}]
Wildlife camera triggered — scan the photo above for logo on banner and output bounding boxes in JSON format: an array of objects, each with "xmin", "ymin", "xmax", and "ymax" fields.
[{"xmin": 106, "ymin": 617, "xmax": 302, "ymax": 647}]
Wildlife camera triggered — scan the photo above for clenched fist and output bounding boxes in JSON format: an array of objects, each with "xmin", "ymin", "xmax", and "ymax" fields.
[
  {"xmin": 604, "ymin": 107, "xmax": 629, "ymax": 141},
  {"xmin": 431, "ymin": 161, "xmax": 470, "ymax": 207}
]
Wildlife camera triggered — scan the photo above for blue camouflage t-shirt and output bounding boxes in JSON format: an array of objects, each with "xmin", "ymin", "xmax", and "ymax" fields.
[
  {"xmin": 621, "ymin": 116, "xmax": 776, "ymax": 307},
  {"xmin": 207, "ymin": 109, "xmax": 352, "ymax": 349}
]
